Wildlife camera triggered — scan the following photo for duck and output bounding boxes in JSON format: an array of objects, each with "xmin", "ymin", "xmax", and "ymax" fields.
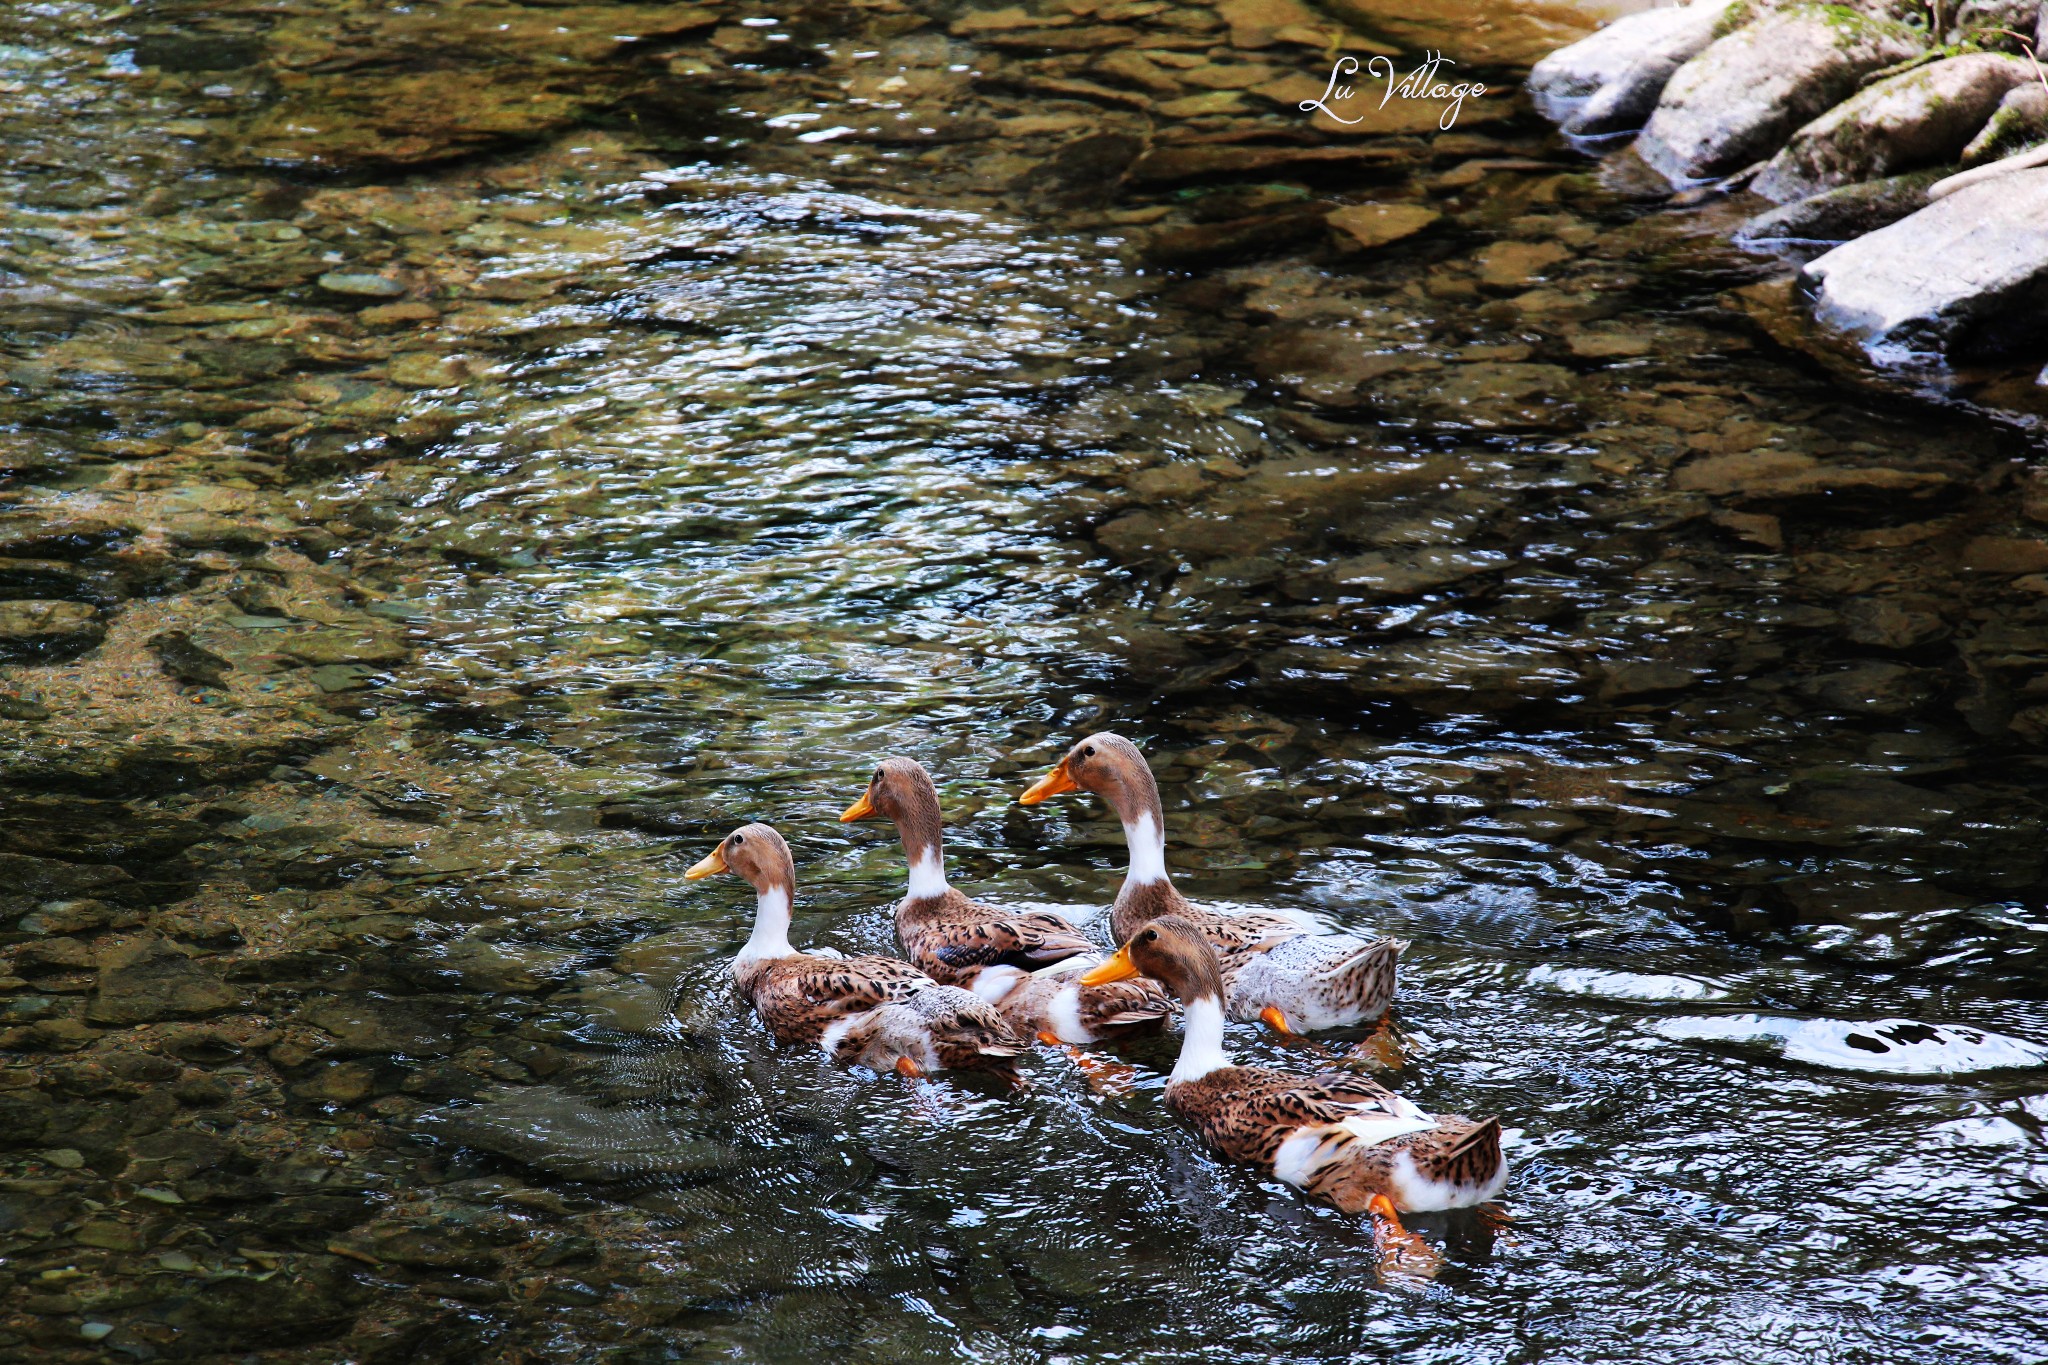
[
  {"xmin": 841, "ymin": 757, "xmax": 1172, "ymax": 1044},
  {"xmin": 1082, "ymin": 915, "xmax": 1505, "ymax": 1258},
  {"xmin": 1020, "ymin": 732, "xmax": 1403, "ymax": 1036},
  {"xmin": 685, "ymin": 821, "xmax": 1022, "ymax": 1078}
]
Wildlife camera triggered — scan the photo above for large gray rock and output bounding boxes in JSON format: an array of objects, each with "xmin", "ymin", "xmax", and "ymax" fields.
[
  {"xmin": 1801, "ymin": 168, "xmax": 2048, "ymax": 357},
  {"xmin": 1566, "ymin": 2, "xmax": 1733, "ymax": 136},
  {"xmin": 1528, "ymin": 2, "xmax": 1728, "ymax": 123},
  {"xmin": 1638, "ymin": 6, "xmax": 1925, "ymax": 182},
  {"xmin": 1753, "ymin": 53, "xmax": 2035, "ymax": 200},
  {"xmin": 1736, "ymin": 167, "xmax": 1944, "ymax": 242},
  {"xmin": 1962, "ymin": 80, "xmax": 2048, "ymax": 166}
]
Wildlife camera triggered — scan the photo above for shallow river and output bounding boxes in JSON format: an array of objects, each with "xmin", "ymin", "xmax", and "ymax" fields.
[{"xmin": 4, "ymin": 1, "xmax": 2048, "ymax": 1361}]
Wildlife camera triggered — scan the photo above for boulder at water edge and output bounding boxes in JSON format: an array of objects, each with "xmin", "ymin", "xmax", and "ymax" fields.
[
  {"xmin": 1753, "ymin": 53, "xmax": 2036, "ymax": 201},
  {"xmin": 1962, "ymin": 81, "xmax": 2048, "ymax": 166},
  {"xmin": 1737, "ymin": 167, "xmax": 1945, "ymax": 243},
  {"xmin": 1526, "ymin": 1, "xmax": 1729, "ymax": 129},
  {"xmin": 1565, "ymin": 1, "xmax": 1732, "ymax": 137},
  {"xmin": 1637, "ymin": 5, "xmax": 1924, "ymax": 182},
  {"xmin": 1801, "ymin": 167, "xmax": 2048, "ymax": 357}
]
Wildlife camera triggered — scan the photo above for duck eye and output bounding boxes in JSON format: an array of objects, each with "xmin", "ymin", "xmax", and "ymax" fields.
[
  {"xmin": 1142, "ymin": 929, "xmax": 1157, "ymax": 942},
  {"xmin": 873, "ymin": 768, "xmax": 883, "ymax": 785},
  {"xmin": 1082, "ymin": 744, "xmax": 1096, "ymax": 758},
  {"xmin": 730, "ymin": 834, "xmax": 744, "ymax": 846}
]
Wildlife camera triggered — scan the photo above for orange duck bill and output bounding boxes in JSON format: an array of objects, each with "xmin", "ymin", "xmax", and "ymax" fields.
[
  {"xmin": 683, "ymin": 847, "xmax": 728, "ymax": 879},
  {"xmin": 1079, "ymin": 944, "xmax": 1138, "ymax": 986},
  {"xmin": 839, "ymin": 791, "xmax": 877, "ymax": 822},
  {"xmin": 1018, "ymin": 759, "xmax": 1078, "ymax": 805}
]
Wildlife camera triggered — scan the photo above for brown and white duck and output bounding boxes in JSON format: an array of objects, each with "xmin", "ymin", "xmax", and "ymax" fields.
[
  {"xmin": 686, "ymin": 822, "xmax": 1022, "ymax": 1077},
  {"xmin": 1021, "ymin": 733, "xmax": 1403, "ymax": 1036},
  {"xmin": 1082, "ymin": 915, "xmax": 1505, "ymax": 1256},
  {"xmin": 841, "ymin": 757, "xmax": 1171, "ymax": 1045}
]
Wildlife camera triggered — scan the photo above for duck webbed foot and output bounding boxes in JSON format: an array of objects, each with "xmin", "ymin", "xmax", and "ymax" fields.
[
  {"xmin": 1348, "ymin": 1015, "xmax": 1407, "ymax": 1071},
  {"xmin": 1258, "ymin": 1006, "xmax": 1300, "ymax": 1037},
  {"xmin": 1367, "ymin": 1193, "xmax": 1444, "ymax": 1280},
  {"xmin": 1039, "ymin": 1033, "xmax": 1141, "ymax": 1096}
]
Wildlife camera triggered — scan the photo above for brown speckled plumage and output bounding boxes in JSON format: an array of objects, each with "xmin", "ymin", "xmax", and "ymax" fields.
[
  {"xmin": 1110, "ymin": 877, "xmax": 1302, "ymax": 972},
  {"xmin": 691, "ymin": 822, "xmax": 1023, "ymax": 1075},
  {"xmin": 976, "ymin": 966, "xmax": 1171, "ymax": 1043},
  {"xmin": 1031, "ymin": 734, "xmax": 1404, "ymax": 1029},
  {"xmin": 899, "ymin": 887, "xmax": 1096, "ymax": 986},
  {"xmin": 847, "ymin": 757, "xmax": 1097, "ymax": 987},
  {"xmin": 1095, "ymin": 916, "xmax": 1506, "ymax": 1215},
  {"xmin": 829, "ymin": 982, "xmax": 1023, "ymax": 1073},
  {"xmin": 732, "ymin": 951, "xmax": 931, "ymax": 1048},
  {"xmin": 1168, "ymin": 1066, "xmax": 1503, "ymax": 1215}
]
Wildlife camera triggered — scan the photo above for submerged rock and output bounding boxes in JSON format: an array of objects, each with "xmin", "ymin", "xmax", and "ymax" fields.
[
  {"xmin": 1801, "ymin": 167, "xmax": 2048, "ymax": 357},
  {"xmin": 1637, "ymin": 6, "xmax": 1924, "ymax": 183},
  {"xmin": 0, "ymin": 600, "xmax": 103, "ymax": 660},
  {"xmin": 1324, "ymin": 202, "xmax": 1440, "ymax": 251},
  {"xmin": 1753, "ymin": 53, "xmax": 2035, "ymax": 201},
  {"xmin": 1653, "ymin": 1014, "xmax": 2048, "ymax": 1075},
  {"xmin": 317, "ymin": 272, "xmax": 407, "ymax": 299},
  {"xmin": 1737, "ymin": 168, "xmax": 1945, "ymax": 243}
]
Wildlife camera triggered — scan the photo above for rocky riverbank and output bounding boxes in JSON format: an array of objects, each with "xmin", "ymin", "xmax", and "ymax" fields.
[{"xmin": 1532, "ymin": 0, "xmax": 2048, "ymax": 375}]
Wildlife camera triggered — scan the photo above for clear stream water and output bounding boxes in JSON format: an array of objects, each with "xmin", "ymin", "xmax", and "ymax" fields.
[{"xmin": 4, "ymin": 1, "xmax": 2048, "ymax": 1361}]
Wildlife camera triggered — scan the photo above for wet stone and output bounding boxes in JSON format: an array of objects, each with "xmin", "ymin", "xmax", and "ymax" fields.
[
  {"xmin": 279, "ymin": 629, "xmax": 411, "ymax": 666},
  {"xmin": 1325, "ymin": 202, "xmax": 1440, "ymax": 252},
  {"xmin": 1323, "ymin": 547, "xmax": 1510, "ymax": 595},
  {"xmin": 293, "ymin": 1061, "xmax": 379, "ymax": 1105},
  {"xmin": 1840, "ymin": 596, "xmax": 1950, "ymax": 649},
  {"xmin": 87, "ymin": 938, "xmax": 239, "ymax": 1026},
  {"xmin": 302, "ymin": 998, "xmax": 451, "ymax": 1055},
  {"xmin": 0, "ymin": 600, "xmax": 103, "ymax": 661},
  {"xmin": 1962, "ymin": 536, "xmax": 2048, "ymax": 574},
  {"xmin": 317, "ymin": 272, "xmax": 408, "ymax": 299}
]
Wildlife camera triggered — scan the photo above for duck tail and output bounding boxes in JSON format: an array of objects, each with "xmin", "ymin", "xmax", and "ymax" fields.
[
  {"xmin": 1325, "ymin": 937, "xmax": 1402, "ymax": 1017},
  {"xmin": 1439, "ymin": 1116, "xmax": 1503, "ymax": 1186},
  {"xmin": 929, "ymin": 992, "xmax": 1026, "ymax": 1071},
  {"xmin": 1339, "ymin": 936, "xmax": 1406, "ymax": 968}
]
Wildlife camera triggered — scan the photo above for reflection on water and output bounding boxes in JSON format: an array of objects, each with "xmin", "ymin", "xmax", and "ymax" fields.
[{"xmin": 2, "ymin": 0, "xmax": 2047, "ymax": 1360}]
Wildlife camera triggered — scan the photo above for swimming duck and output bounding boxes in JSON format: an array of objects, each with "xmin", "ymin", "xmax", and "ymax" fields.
[
  {"xmin": 1082, "ymin": 915, "xmax": 1504, "ymax": 1251},
  {"xmin": 842, "ymin": 757, "xmax": 1172, "ymax": 1044},
  {"xmin": 1020, "ymin": 733, "xmax": 1404, "ymax": 1036},
  {"xmin": 686, "ymin": 822, "xmax": 1022, "ymax": 1077}
]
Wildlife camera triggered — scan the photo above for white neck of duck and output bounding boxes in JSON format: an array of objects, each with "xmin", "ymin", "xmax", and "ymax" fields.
[
  {"xmin": 1122, "ymin": 811, "xmax": 1169, "ymax": 887},
  {"xmin": 1170, "ymin": 994, "xmax": 1231, "ymax": 1084},
  {"xmin": 737, "ymin": 884, "xmax": 796, "ymax": 965},
  {"xmin": 904, "ymin": 844, "xmax": 949, "ymax": 901}
]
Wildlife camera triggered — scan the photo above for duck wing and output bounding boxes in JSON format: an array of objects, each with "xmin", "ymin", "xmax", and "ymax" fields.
[
  {"xmin": 748, "ymin": 952, "xmax": 932, "ymax": 1040},
  {"xmin": 919, "ymin": 894, "xmax": 1095, "ymax": 975},
  {"xmin": 1172, "ymin": 1066, "xmax": 1431, "ymax": 1163}
]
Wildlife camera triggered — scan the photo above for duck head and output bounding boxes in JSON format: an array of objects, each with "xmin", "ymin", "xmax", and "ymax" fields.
[
  {"xmin": 1083, "ymin": 914, "xmax": 1232, "ymax": 1082},
  {"xmin": 1019, "ymin": 733, "xmax": 1169, "ymax": 886},
  {"xmin": 840, "ymin": 757, "xmax": 949, "ymax": 899},
  {"xmin": 1081, "ymin": 914, "xmax": 1223, "ymax": 1003},
  {"xmin": 687, "ymin": 822, "xmax": 799, "ymax": 963},
  {"xmin": 686, "ymin": 821, "xmax": 793, "ymax": 890}
]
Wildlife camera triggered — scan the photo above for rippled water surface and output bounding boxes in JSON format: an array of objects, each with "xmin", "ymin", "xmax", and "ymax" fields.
[{"xmin": 5, "ymin": 1, "xmax": 2048, "ymax": 1361}]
